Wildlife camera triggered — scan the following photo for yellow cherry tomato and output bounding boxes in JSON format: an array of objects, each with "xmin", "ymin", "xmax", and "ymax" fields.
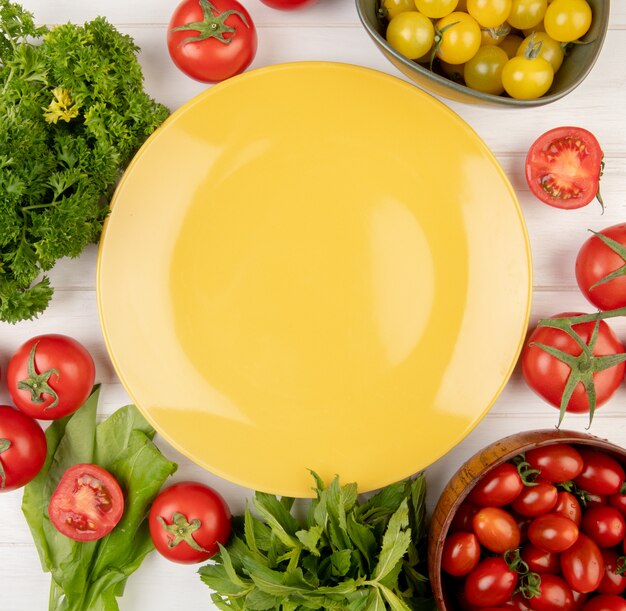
[
  {"xmin": 498, "ymin": 33, "xmax": 524, "ymax": 58},
  {"xmin": 414, "ymin": 0, "xmax": 459, "ymax": 18},
  {"xmin": 517, "ymin": 31, "xmax": 564, "ymax": 72},
  {"xmin": 464, "ymin": 44, "xmax": 508, "ymax": 94},
  {"xmin": 502, "ymin": 53, "xmax": 553, "ymax": 99},
  {"xmin": 381, "ymin": 0, "xmax": 418, "ymax": 19},
  {"xmin": 506, "ymin": 0, "xmax": 547, "ymax": 30},
  {"xmin": 386, "ymin": 11, "xmax": 435, "ymax": 59},
  {"xmin": 544, "ymin": 0, "xmax": 592, "ymax": 43},
  {"xmin": 436, "ymin": 11, "xmax": 482, "ymax": 64},
  {"xmin": 480, "ymin": 23, "xmax": 511, "ymax": 45},
  {"xmin": 467, "ymin": 0, "xmax": 512, "ymax": 29}
]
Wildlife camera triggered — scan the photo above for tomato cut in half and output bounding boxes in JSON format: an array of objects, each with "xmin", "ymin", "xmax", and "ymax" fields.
[
  {"xmin": 525, "ymin": 127, "xmax": 604, "ymax": 210},
  {"xmin": 49, "ymin": 464, "xmax": 124, "ymax": 542}
]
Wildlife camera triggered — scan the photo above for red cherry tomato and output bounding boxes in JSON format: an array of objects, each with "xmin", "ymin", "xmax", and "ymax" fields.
[
  {"xmin": 581, "ymin": 505, "xmax": 626, "ymax": 548},
  {"xmin": 509, "ymin": 593, "xmax": 533, "ymax": 610},
  {"xmin": 576, "ymin": 223, "xmax": 626, "ymax": 311},
  {"xmin": 464, "ymin": 557, "xmax": 518, "ymax": 608},
  {"xmin": 149, "ymin": 482, "xmax": 231, "ymax": 563},
  {"xmin": 574, "ymin": 450, "xmax": 626, "ymax": 496},
  {"xmin": 560, "ymin": 534, "xmax": 605, "ymax": 593},
  {"xmin": 572, "ymin": 590, "xmax": 589, "ymax": 611},
  {"xmin": 511, "ymin": 480, "xmax": 559, "ymax": 517},
  {"xmin": 6, "ymin": 334, "xmax": 95, "ymax": 421},
  {"xmin": 468, "ymin": 463, "xmax": 524, "ymax": 507},
  {"xmin": 525, "ymin": 126, "xmax": 604, "ymax": 210},
  {"xmin": 441, "ymin": 531, "xmax": 481, "ymax": 577},
  {"xmin": 451, "ymin": 501, "xmax": 479, "ymax": 532},
  {"xmin": 528, "ymin": 573, "xmax": 574, "ymax": 611},
  {"xmin": 259, "ymin": 0, "xmax": 316, "ymax": 9},
  {"xmin": 582, "ymin": 595, "xmax": 626, "ymax": 611},
  {"xmin": 521, "ymin": 314, "xmax": 626, "ymax": 417},
  {"xmin": 528, "ymin": 512, "xmax": 579, "ymax": 553},
  {"xmin": 167, "ymin": 0, "xmax": 257, "ymax": 83},
  {"xmin": 0, "ymin": 405, "xmax": 47, "ymax": 492},
  {"xmin": 608, "ymin": 492, "xmax": 626, "ymax": 516},
  {"xmin": 597, "ymin": 549, "xmax": 626, "ymax": 596},
  {"xmin": 554, "ymin": 491, "xmax": 583, "ymax": 526},
  {"xmin": 49, "ymin": 464, "xmax": 124, "ymax": 542},
  {"xmin": 525, "ymin": 444, "xmax": 584, "ymax": 483},
  {"xmin": 473, "ymin": 507, "xmax": 521, "ymax": 553},
  {"xmin": 521, "ymin": 544, "xmax": 561, "ymax": 574}
]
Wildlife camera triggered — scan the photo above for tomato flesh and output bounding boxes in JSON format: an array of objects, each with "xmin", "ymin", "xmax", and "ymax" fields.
[{"xmin": 525, "ymin": 127, "xmax": 603, "ymax": 209}]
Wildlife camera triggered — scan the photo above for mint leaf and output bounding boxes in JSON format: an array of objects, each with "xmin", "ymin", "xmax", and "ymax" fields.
[{"xmin": 372, "ymin": 500, "xmax": 411, "ymax": 582}]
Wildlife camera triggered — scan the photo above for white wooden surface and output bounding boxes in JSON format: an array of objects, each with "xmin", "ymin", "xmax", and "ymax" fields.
[{"xmin": 2, "ymin": 1, "xmax": 626, "ymax": 609}]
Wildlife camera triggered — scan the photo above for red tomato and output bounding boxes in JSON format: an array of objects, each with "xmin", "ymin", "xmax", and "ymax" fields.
[
  {"xmin": 529, "ymin": 573, "xmax": 574, "ymax": 611},
  {"xmin": 451, "ymin": 501, "xmax": 479, "ymax": 532},
  {"xmin": 555, "ymin": 491, "xmax": 583, "ymax": 526},
  {"xmin": 149, "ymin": 482, "xmax": 231, "ymax": 563},
  {"xmin": 608, "ymin": 492, "xmax": 626, "ymax": 516},
  {"xmin": 597, "ymin": 549, "xmax": 626, "ymax": 596},
  {"xmin": 521, "ymin": 314, "xmax": 626, "ymax": 416},
  {"xmin": 528, "ymin": 513, "xmax": 579, "ymax": 553},
  {"xmin": 576, "ymin": 223, "xmax": 626, "ymax": 311},
  {"xmin": 525, "ymin": 127, "xmax": 604, "ymax": 210},
  {"xmin": 49, "ymin": 464, "xmax": 124, "ymax": 542},
  {"xmin": 560, "ymin": 534, "xmax": 605, "ymax": 593},
  {"xmin": 167, "ymin": 0, "xmax": 257, "ymax": 83},
  {"xmin": 582, "ymin": 595, "xmax": 626, "ymax": 611},
  {"xmin": 508, "ymin": 593, "xmax": 533, "ymax": 610},
  {"xmin": 259, "ymin": 0, "xmax": 316, "ymax": 9},
  {"xmin": 511, "ymin": 480, "xmax": 558, "ymax": 517},
  {"xmin": 0, "ymin": 405, "xmax": 47, "ymax": 492},
  {"xmin": 6, "ymin": 334, "xmax": 95, "ymax": 421},
  {"xmin": 473, "ymin": 507, "xmax": 521, "ymax": 553},
  {"xmin": 574, "ymin": 450, "xmax": 626, "ymax": 496},
  {"xmin": 526, "ymin": 445, "xmax": 584, "ymax": 483},
  {"xmin": 572, "ymin": 590, "xmax": 589, "ymax": 611},
  {"xmin": 468, "ymin": 463, "xmax": 524, "ymax": 507},
  {"xmin": 521, "ymin": 544, "xmax": 561, "ymax": 574},
  {"xmin": 581, "ymin": 505, "xmax": 626, "ymax": 548},
  {"xmin": 442, "ymin": 531, "xmax": 481, "ymax": 576},
  {"xmin": 464, "ymin": 557, "xmax": 518, "ymax": 607}
]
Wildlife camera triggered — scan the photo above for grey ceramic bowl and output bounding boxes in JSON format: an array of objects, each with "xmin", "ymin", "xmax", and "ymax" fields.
[{"xmin": 355, "ymin": 0, "xmax": 610, "ymax": 107}]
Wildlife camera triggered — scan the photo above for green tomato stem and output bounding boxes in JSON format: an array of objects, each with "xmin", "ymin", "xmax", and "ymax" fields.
[
  {"xmin": 16, "ymin": 342, "xmax": 60, "ymax": 410},
  {"xmin": 171, "ymin": 0, "xmax": 249, "ymax": 46}
]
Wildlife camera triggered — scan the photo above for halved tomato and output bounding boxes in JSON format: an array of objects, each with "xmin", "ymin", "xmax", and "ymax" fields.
[
  {"xmin": 49, "ymin": 464, "xmax": 124, "ymax": 541},
  {"xmin": 525, "ymin": 127, "xmax": 603, "ymax": 210}
]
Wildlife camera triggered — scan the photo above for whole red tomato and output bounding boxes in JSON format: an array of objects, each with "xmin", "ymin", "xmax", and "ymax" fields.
[
  {"xmin": 511, "ymin": 480, "xmax": 558, "ymax": 517},
  {"xmin": 473, "ymin": 506, "xmax": 521, "ymax": 553},
  {"xmin": 574, "ymin": 449, "xmax": 625, "ymax": 496},
  {"xmin": 468, "ymin": 463, "xmax": 524, "ymax": 507},
  {"xmin": 6, "ymin": 334, "xmax": 95, "ymax": 421},
  {"xmin": 49, "ymin": 464, "xmax": 124, "ymax": 541},
  {"xmin": 608, "ymin": 492, "xmax": 626, "ymax": 516},
  {"xmin": 528, "ymin": 512, "xmax": 579, "ymax": 553},
  {"xmin": 581, "ymin": 505, "xmax": 626, "ymax": 548},
  {"xmin": 521, "ymin": 544, "xmax": 560, "ymax": 574},
  {"xmin": 597, "ymin": 549, "xmax": 626, "ymax": 596},
  {"xmin": 167, "ymin": 0, "xmax": 257, "ymax": 83},
  {"xmin": 528, "ymin": 573, "xmax": 574, "ymax": 611},
  {"xmin": 525, "ymin": 444, "xmax": 584, "ymax": 483},
  {"xmin": 259, "ymin": 0, "xmax": 317, "ymax": 9},
  {"xmin": 521, "ymin": 313, "xmax": 625, "ymax": 418},
  {"xmin": 464, "ymin": 557, "xmax": 518, "ymax": 607},
  {"xmin": 572, "ymin": 590, "xmax": 588, "ymax": 611},
  {"xmin": 582, "ymin": 595, "xmax": 626, "ymax": 611},
  {"xmin": 441, "ymin": 531, "xmax": 481, "ymax": 577},
  {"xmin": 0, "ymin": 405, "xmax": 47, "ymax": 492},
  {"xmin": 576, "ymin": 223, "xmax": 626, "ymax": 311},
  {"xmin": 560, "ymin": 534, "xmax": 605, "ymax": 593},
  {"xmin": 149, "ymin": 481, "xmax": 231, "ymax": 563},
  {"xmin": 554, "ymin": 491, "xmax": 583, "ymax": 526}
]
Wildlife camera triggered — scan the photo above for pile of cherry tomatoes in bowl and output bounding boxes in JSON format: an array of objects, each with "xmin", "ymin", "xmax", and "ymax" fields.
[
  {"xmin": 381, "ymin": 0, "xmax": 594, "ymax": 99},
  {"xmin": 441, "ymin": 441, "xmax": 626, "ymax": 610}
]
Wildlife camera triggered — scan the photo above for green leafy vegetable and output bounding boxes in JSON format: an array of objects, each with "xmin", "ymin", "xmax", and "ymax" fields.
[
  {"xmin": 199, "ymin": 472, "xmax": 435, "ymax": 610},
  {"xmin": 0, "ymin": 1, "xmax": 169, "ymax": 322},
  {"xmin": 22, "ymin": 386, "xmax": 178, "ymax": 611}
]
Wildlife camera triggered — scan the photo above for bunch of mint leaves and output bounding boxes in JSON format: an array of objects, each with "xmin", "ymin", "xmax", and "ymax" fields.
[
  {"xmin": 200, "ymin": 472, "xmax": 435, "ymax": 610},
  {"xmin": 0, "ymin": 1, "xmax": 169, "ymax": 323}
]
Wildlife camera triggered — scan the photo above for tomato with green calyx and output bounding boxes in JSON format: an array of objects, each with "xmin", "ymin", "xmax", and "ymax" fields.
[
  {"xmin": 386, "ymin": 11, "xmax": 435, "ymax": 59},
  {"xmin": 167, "ymin": 0, "xmax": 257, "ymax": 83},
  {"xmin": 576, "ymin": 224, "xmax": 626, "ymax": 311},
  {"xmin": 575, "ymin": 448, "xmax": 625, "ymax": 496},
  {"xmin": 598, "ymin": 549, "xmax": 626, "ymax": 596},
  {"xmin": 467, "ymin": 0, "xmax": 512, "ymax": 28},
  {"xmin": 525, "ymin": 444, "xmax": 584, "ymax": 483},
  {"xmin": 473, "ymin": 506, "xmax": 521, "ymax": 553},
  {"xmin": 464, "ymin": 557, "xmax": 518, "ymax": 607},
  {"xmin": 561, "ymin": 534, "xmax": 605, "ymax": 593},
  {"xmin": 525, "ymin": 127, "xmax": 604, "ymax": 210},
  {"xmin": 517, "ymin": 31, "xmax": 564, "ymax": 72},
  {"xmin": 436, "ymin": 11, "xmax": 482, "ymax": 64},
  {"xmin": 544, "ymin": 0, "xmax": 592, "ymax": 43},
  {"xmin": 464, "ymin": 45, "xmax": 508, "ymax": 94},
  {"xmin": 380, "ymin": 0, "xmax": 416, "ymax": 19},
  {"xmin": 507, "ymin": 0, "xmax": 547, "ymax": 30},
  {"xmin": 441, "ymin": 531, "xmax": 481, "ymax": 576},
  {"xmin": 49, "ymin": 464, "xmax": 124, "ymax": 542},
  {"xmin": 521, "ymin": 312, "xmax": 626, "ymax": 427},
  {"xmin": 501, "ymin": 34, "xmax": 553, "ymax": 99},
  {"xmin": 414, "ymin": 0, "xmax": 459, "ymax": 18},
  {"xmin": 0, "ymin": 405, "xmax": 46, "ymax": 492},
  {"xmin": 7, "ymin": 334, "xmax": 95, "ymax": 421},
  {"xmin": 481, "ymin": 23, "xmax": 511, "ymax": 45},
  {"xmin": 149, "ymin": 481, "xmax": 231, "ymax": 563}
]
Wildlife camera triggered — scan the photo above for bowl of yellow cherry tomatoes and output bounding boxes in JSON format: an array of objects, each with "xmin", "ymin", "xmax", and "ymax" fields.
[{"xmin": 355, "ymin": 0, "xmax": 610, "ymax": 106}]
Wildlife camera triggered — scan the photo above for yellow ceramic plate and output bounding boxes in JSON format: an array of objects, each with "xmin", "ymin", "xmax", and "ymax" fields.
[{"xmin": 97, "ymin": 62, "xmax": 531, "ymax": 497}]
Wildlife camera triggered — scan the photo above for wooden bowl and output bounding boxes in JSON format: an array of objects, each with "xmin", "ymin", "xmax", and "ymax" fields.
[{"xmin": 427, "ymin": 429, "xmax": 626, "ymax": 610}]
